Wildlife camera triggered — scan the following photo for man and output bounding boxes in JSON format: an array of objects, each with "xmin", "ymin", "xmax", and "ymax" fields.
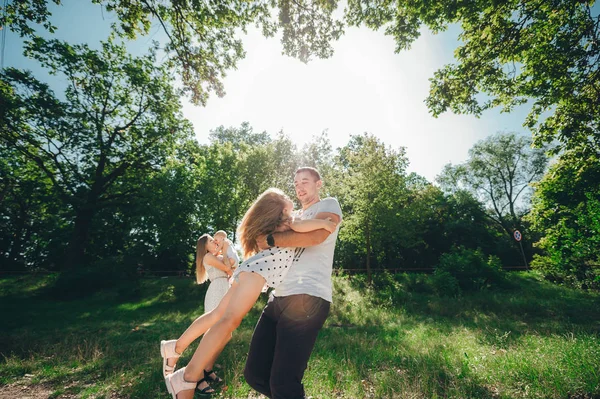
[{"xmin": 244, "ymin": 166, "xmax": 342, "ymax": 399}]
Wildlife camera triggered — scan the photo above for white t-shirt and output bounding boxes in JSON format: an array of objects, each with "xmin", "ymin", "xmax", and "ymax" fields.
[{"xmin": 273, "ymin": 197, "xmax": 342, "ymax": 302}]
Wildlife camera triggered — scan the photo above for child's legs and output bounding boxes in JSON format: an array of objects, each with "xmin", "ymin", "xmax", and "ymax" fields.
[{"xmin": 183, "ymin": 272, "xmax": 266, "ymax": 381}]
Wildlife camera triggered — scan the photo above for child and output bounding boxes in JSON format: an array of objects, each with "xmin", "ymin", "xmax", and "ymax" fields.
[
  {"xmin": 213, "ymin": 230, "xmax": 240, "ymax": 269},
  {"xmin": 163, "ymin": 188, "xmax": 337, "ymax": 398}
]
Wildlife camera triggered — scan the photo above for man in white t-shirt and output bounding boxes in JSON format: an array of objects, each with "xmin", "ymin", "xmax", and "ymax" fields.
[{"xmin": 244, "ymin": 167, "xmax": 342, "ymax": 399}]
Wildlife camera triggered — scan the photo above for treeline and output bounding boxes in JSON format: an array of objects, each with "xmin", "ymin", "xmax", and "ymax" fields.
[{"xmin": 1, "ymin": 0, "xmax": 599, "ymax": 291}]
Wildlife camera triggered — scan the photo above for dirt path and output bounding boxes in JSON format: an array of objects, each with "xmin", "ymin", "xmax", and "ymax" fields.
[
  {"xmin": 0, "ymin": 380, "xmax": 270, "ymax": 399},
  {"xmin": 0, "ymin": 382, "xmax": 56, "ymax": 399}
]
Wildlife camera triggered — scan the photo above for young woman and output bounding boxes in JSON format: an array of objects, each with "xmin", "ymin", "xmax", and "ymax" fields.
[
  {"xmin": 160, "ymin": 234, "xmax": 232, "ymax": 383},
  {"xmin": 163, "ymin": 188, "xmax": 337, "ymax": 398}
]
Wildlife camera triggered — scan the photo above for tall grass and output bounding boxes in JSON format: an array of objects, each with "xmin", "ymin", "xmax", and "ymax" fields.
[{"xmin": 1, "ymin": 272, "xmax": 599, "ymax": 398}]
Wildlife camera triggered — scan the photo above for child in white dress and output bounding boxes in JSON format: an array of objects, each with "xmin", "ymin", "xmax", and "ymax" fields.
[{"xmin": 162, "ymin": 188, "xmax": 337, "ymax": 398}]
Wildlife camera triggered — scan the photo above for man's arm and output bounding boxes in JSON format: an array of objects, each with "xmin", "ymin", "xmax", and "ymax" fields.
[
  {"xmin": 257, "ymin": 212, "xmax": 341, "ymax": 249},
  {"xmin": 290, "ymin": 218, "xmax": 337, "ymax": 233}
]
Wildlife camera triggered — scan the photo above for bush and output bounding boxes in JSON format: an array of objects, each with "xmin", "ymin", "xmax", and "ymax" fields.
[
  {"xmin": 531, "ymin": 254, "xmax": 600, "ymax": 290},
  {"xmin": 431, "ymin": 270, "xmax": 461, "ymax": 297},
  {"xmin": 436, "ymin": 247, "xmax": 505, "ymax": 291},
  {"xmin": 399, "ymin": 272, "xmax": 434, "ymax": 294},
  {"xmin": 370, "ymin": 270, "xmax": 408, "ymax": 305}
]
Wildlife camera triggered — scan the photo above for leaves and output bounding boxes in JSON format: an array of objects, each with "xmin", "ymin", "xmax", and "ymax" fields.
[
  {"xmin": 528, "ymin": 144, "xmax": 600, "ymax": 287},
  {"xmin": 4, "ymin": 0, "xmax": 345, "ymax": 105},
  {"xmin": 436, "ymin": 132, "xmax": 549, "ymax": 242},
  {"xmin": 1, "ymin": 37, "xmax": 192, "ymax": 269}
]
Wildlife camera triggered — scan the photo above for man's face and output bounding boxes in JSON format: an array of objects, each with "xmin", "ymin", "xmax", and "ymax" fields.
[{"xmin": 294, "ymin": 171, "xmax": 322, "ymax": 205}]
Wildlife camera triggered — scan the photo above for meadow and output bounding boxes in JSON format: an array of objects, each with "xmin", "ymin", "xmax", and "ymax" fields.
[{"xmin": 1, "ymin": 272, "xmax": 599, "ymax": 398}]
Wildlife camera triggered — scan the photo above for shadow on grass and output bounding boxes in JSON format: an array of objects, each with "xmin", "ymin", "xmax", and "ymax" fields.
[{"xmin": 0, "ymin": 275, "xmax": 266, "ymax": 397}]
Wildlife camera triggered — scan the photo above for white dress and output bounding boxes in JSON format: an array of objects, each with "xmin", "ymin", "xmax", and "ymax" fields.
[
  {"xmin": 204, "ymin": 260, "xmax": 230, "ymax": 312},
  {"xmin": 232, "ymin": 246, "xmax": 295, "ymax": 291}
]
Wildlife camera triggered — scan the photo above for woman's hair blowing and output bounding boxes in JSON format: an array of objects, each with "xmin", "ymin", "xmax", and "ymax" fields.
[{"xmin": 237, "ymin": 188, "xmax": 291, "ymax": 258}]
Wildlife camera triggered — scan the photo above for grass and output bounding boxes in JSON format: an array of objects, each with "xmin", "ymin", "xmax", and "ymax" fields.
[{"xmin": 0, "ymin": 272, "xmax": 599, "ymax": 398}]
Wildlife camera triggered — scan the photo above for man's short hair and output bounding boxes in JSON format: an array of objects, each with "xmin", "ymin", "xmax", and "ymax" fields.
[
  {"xmin": 214, "ymin": 230, "xmax": 227, "ymax": 237},
  {"xmin": 295, "ymin": 166, "xmax": 321, "ymax": 181}
]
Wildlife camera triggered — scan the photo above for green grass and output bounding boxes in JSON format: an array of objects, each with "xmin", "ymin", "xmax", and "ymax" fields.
[{"xmin": 1, "ymin": 272, "xmax": 599, "ymax": 398}]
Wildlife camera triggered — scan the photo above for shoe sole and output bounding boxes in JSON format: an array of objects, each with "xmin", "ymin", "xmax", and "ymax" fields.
[{"xmin": 165, "ymin": 375, "xmax": 176, "ymax": 399}]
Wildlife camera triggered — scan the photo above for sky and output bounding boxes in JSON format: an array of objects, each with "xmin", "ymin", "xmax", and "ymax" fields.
[{"xmin": 4, "ymin": 0, "xmax": 532, "ymax": 182}]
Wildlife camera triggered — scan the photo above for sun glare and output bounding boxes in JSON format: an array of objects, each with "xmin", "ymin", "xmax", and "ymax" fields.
[{"xmin": 182, "ymin": 26, "xmax": 527, "ymax": 182}]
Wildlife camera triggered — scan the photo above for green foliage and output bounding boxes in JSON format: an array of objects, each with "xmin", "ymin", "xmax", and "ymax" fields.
[
  {"xmin": 0, "ymin": 144, "xmax": 68, "ymax": 270},
  {"xmin": 5, "ymin": 0, "xmax": 597, "ymax": 154},
  {"xmin": 2, "ymin": 0, "xmax": 344, "ymax": 106},
  {"xmin": 346, "ymin": 0, "xmax": 600, "ymax": 154},
  {"xmin": 1, "ymin": 37, "xmax": 192, "ymax": 270},
  {"xmin": 528, "ymin": 146, "xmax": 600, "ymax": 289},
  {"xmin": 330, "ymin": 133, "xmax": 410, "ymax": 278},
  {"xmin": 437, "ymin": 132, "xmax": 548, "ymax": 263},
  {"xmin": 431, "ymin": 270, "xmax": 461, "ymax": 297},
  {"xmin": 436, "ymin": 246, "xmax": 505, "ymax": 292}
]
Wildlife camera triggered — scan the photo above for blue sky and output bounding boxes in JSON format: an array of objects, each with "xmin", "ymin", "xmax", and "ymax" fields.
[{"xmin": 4, "ymin": 0, "xmax": 532, "ymax": 182}]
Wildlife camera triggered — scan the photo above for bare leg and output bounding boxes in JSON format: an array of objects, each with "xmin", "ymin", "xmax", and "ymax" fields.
[
  {"xmin": 165, "ymin": 287, "xmax": 232, "ymax": 371},
  {"xmin": 177, "ymin": 272, "xmax": 266, "ymax": 399}
]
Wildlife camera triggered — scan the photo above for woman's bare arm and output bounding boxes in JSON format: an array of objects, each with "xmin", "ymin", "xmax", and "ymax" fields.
[{"xmin": 204, "ymin": 253, "xmax": 233, "ymax": 276}]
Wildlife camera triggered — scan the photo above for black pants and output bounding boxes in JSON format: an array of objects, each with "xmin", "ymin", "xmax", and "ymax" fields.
[{"xmin": 244, "ymin": 293, "xmax": 331, "ymax": 399}]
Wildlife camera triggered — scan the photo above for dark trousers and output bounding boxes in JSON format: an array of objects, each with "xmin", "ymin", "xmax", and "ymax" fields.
[{"xmin": 244, "ymin": 293, "xmax": 330, "ymax": 399}]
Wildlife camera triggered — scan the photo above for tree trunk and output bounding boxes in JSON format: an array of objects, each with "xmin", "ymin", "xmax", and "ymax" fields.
[
  {"xmin": 63, "ymin": 207, "xmax": 95, "ymax": 270},
  {"xmin": 7, "ymin": 200, "xmax": 28, "ymax": 269},
  {"xmin": 366, "ymin": 218, "xmax": 372, "ymax": 285}
]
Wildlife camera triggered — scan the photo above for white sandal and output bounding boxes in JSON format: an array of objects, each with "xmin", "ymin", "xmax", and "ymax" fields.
[
  {"xmin": 160, "ymin": 339, "xmax": 181, "ymax": 378},
  {"xmin": 165, "ymin": 368, "xmax": 198, "ymax": 399}
]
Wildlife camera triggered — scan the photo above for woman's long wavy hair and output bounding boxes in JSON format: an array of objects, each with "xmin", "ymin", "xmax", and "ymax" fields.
[
  {"xmin": 237, "ymin": 188, "xmax": 291, "ymax": 258},
  {"xmin": 195, "ymin": 234, "xmax": 210, "ymax": 284}
]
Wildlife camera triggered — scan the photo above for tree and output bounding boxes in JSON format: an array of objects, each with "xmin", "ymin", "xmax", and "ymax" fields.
[
  {"xmin": 120, "ymin": 139, "xmax": 212, "ymax": 272},
  {"xmin": 346, "ymin": 0, "xmax": 600, "ymax": 153},
  {"xmin": 298, "ymin": 131, "xmax": 335, "ymax": 194},
  {"xmin": 209, "ymin": 123, "xmax": 271, "ymax": 151},
  {"xmin": 1, "ymin": 0, "xmax": 344, "ymax": 105},
  {"xmin": 0, "ymin": 144, "xmax": 66, "ymax": 270},
  {"xmin": 528, "ymin": 144, "xmax": 600, "ymax": 288},
  {"xmin": 6, "ymin": 1, "xmax": 598, "ymax": 152},
  {"xmin": 331, "ymin": 133, "xmax": 409, "ymax": 282},
  {"xmin": 437, "ymin": 132, "xmax": 548, "ymax": 259},
  {"xmin": 0, "ymin": 38, "xmax": 193, "ymax": 270}
]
